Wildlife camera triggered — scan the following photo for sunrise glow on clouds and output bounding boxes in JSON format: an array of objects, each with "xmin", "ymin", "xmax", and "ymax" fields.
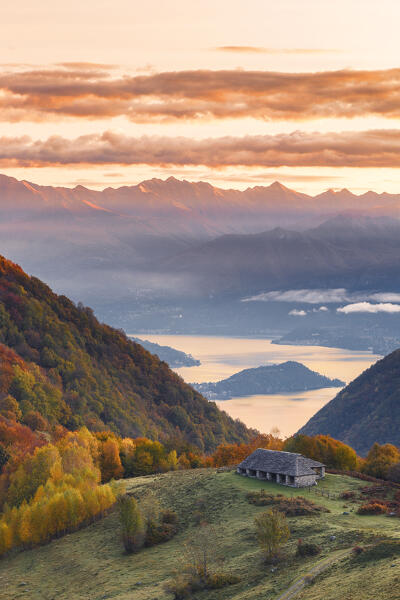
[{"xmin": 2, "ymin": 0, "xmax": 400, "ymax": 192}]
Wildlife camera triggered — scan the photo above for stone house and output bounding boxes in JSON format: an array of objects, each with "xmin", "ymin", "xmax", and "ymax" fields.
[{"xmin": 237, "ymin": 448, "xmax": 325, "ymax": 487}]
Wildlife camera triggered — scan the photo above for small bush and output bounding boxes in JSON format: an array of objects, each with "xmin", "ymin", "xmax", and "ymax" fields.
[
  {"xmin": 340, "ymin": 491, "xmax": 356, "ymax": 500},
  {"xmin": 145, "ymin": 518, "xmax": 178, "ymax": 547},
  {"xmin": 352, "ymin": 546, "xmax": 364, "ymax": 555},
  {"xmin": 161, "ymin": 509, "xmax": 178, "ymax": 525},
  {"xmin": 247, "ymin": 491, "xmax": 275, "ymax": 506},
  {"xmin": 247, "ymin": 492, "xmax": 329, "ymax": 516},
  {"xmin": 359, "ymin": 485, "xmax": 388, "ymax": 498},
  {"xmin": 296, "ymin": 540, "xmax": 321, "ymax": 557},
  {"xmin": 354, "ymin": 540, "xmax": 400, "ymax": 563},
  {"xmin": 165, "ymin": 572, "xmax": 240, "ymax": 599},
  {"xmin": 206, "ymin": 573, "xmax": 241, "ymax": 589},
  {"xmin": 357, "ymin": 502, "xmax": 388, "ymax": 515}
]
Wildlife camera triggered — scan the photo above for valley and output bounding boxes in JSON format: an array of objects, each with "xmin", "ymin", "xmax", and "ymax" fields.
[
  {"xmin": 2, "ymin": 6, "xmax": 400, "ymax": 599},
  {"xmin": 138, "ymin": 334, "xmax": 378, "ymax": 437}
]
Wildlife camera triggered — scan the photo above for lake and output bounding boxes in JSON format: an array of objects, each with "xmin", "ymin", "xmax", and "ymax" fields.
[{"xmin": 130, "ymin": 334, "xmax": 380, "ymax": 438}]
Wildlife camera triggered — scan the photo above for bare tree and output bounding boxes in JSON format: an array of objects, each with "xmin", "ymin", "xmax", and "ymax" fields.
[{"xmin": 183, "ymin": 522, "xmax": 222, "ymax": 583}]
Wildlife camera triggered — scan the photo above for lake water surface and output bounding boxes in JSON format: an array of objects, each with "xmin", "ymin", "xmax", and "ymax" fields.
[{"xmin": 131, "ymin": 334, "xmax": 380, "ymax": 437}]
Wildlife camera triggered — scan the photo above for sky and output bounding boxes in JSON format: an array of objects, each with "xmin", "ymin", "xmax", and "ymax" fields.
[{"xmin": 2, "ymin": 0, "xmax": 400, "ymax": 193}]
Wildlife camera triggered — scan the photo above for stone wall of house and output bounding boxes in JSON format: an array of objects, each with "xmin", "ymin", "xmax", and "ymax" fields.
[
  {"xmin": 236, "ymin": 467, "xmax": 318, "ymax": 488},
  {"xmin": 294, "ymin": 475, "xmax": 317, "ymax": 487}
]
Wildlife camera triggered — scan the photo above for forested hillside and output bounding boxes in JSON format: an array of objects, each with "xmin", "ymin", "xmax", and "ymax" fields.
[
  {"xmin": 0, "ymin": 256, "xmax": 251, "ymax": 451},
  {"xmin": 299, "ymin": 349, "xmax": 400, "ymax": 455}
]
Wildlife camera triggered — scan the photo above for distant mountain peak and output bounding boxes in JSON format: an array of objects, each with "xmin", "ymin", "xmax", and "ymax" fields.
[{"xmin": 267, "ymin": 181, "xmax": 292, "ymax": 192}]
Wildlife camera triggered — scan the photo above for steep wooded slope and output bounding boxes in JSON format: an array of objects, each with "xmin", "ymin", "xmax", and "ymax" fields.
[
  {"xmin": 0, "ymin": 256, "xmax": 251, "ymax": 451},
  {"xmin": 298, "ymin": 350, "xmax": 400, "ymax": 454}
]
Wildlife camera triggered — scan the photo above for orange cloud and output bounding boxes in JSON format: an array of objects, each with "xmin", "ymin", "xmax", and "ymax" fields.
[
  {"xmin": 2, "ymin": 129, "xmax": 400, "ymax": 168},
  {"xmin": 215, "ymin": 46, "xmax": 337, "ymax": 54},
  {"xmin": 1, "ymin": 67, "xmax": 400, "ymax": 122},
  {"xmin": 56, "ymin": 62, "xmax": 119, "ymax": 70}
]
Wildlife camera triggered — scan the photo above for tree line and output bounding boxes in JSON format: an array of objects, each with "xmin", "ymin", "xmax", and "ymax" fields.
[{"xmin": 0, "ymin": 410, "xmax": 398, "ymax": 559}]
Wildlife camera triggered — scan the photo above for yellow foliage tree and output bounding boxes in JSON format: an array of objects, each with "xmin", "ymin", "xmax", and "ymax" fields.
[
  {"xmin": 254, "ymin": 509, "xmax": 290, "ymax": 562},
  {"xmin": 100, "ymin": 439, "xmax": 123, "ymax": 483}
]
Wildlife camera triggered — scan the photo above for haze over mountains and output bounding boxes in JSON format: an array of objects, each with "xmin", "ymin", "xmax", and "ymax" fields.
[
  {"xmin": 2, "ymin": 173, "xmax": 400, "ymax": 340},
  {"xmin": 165, "ymin": 215, "xmax": 400, "ymax": 296}
]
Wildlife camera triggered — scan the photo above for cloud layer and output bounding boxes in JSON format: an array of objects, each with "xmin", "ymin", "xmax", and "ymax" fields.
[
  {"xmin": 244, "ymin": 289, "xmax": 349, "ymax": 304},
  {"xmin": 243, "ymin": 290, "xmax": 400, "ymax": 316},
  {"xmin": 4, "ymin": 129, "xmax": 400, "ymax": 167},
  {"xmin": 2, "ymin": 66, "xmax": 400, "ymax": 122},
  {"xmin": 215, "ymin": 46, "xmax": 335, "ymax": 55},
  {"xmin": 337, "ymin": 302, "xmax": 400, "ymax": 314}
]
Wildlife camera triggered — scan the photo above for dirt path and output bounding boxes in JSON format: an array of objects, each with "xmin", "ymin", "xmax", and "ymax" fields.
[{"xmin": 276, "ymin": 548, "xmax": 352, "ymax": 600}]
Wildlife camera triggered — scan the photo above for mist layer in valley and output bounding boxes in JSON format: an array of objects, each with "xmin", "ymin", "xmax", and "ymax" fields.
[{"xmin": 2, "ymin": 174, "xmax": 400, "ymax": 352}]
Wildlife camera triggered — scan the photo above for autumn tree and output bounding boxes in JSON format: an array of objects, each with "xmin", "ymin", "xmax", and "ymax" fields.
[
  {"xmin": 0, "ymin": 395, "xmax": 21, "ymax": 421},
  {"xmin": 283, "ymin": 434, "xmax": 357, "ymax": 470},
  {"xmin": 255, "ymin": 509, "xmax": 290, "ymax": 563},
  {"xmin": 22, "ymin": 411, "xmax": 48, "ymax": 431},
  {"xmin": 117, "ymin": 495, "xmax": 145, "ymax": 553},
  {"xmin": 99, "ymin": 438, "xmax": 123, "ymax": 483},
  {"xmin": 362, "ymin": 443, "xmax": 400, "ymax": 479},
  {"xmin": 212, "ymin": 433, "xmax": 284, "ymax": 468}
]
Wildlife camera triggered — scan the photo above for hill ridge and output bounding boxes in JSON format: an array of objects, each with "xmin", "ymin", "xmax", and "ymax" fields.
[
  {"xmin": 192, "ymin": 361, "xmax": 344, "ymax": 400},
  {"xmin": 0, "ymin": 254, "xmax": 252, "ymax": 451},
  {"xmin": 298, "ymin": 349, "xmax": 400, "ymax": 454}
]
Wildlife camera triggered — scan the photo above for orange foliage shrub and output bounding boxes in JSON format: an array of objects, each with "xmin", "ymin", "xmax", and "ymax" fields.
[
  {"xmin": 357, "ymin": 502, "xmax": 388, "ymax": 515},
  {"xmin": 212, "ymin": 434, "xmax": 283, "ymax": 467}
]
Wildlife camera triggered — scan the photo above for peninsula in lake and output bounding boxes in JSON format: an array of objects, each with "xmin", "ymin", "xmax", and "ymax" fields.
[
  {"xmin": 130, "ymin": 336, "xmax": 200, "ymax": 368},
  {"xmin": 192, "ymin": 361, "xmax": 344, "ymax": 400}
]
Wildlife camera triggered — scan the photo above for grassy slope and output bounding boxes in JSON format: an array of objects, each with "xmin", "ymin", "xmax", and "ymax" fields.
[{"xmin": 0, "ymin": 470, "xmax": 398, "ymax": 600}]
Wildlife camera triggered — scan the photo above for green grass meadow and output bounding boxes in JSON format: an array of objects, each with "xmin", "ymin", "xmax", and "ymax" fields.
[{"xmin": 0, "ymin": 470, "xmax": 398, "ymax": 600}]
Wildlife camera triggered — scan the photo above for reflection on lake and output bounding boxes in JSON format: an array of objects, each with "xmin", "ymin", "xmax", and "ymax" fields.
[{"xmin": 130, "ymin": 334, "xmax": 380, "ymax": 437}]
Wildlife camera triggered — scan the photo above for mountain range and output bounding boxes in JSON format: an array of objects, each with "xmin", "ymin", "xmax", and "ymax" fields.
[
  {"xmin": 162, "ymin": 214, "xmax": 400, "ymax": 296},
  {"xmin": 3, "ymin": 175, "xmax": 400, "ymax": 231},
  {"xmin": 2, "ymin": 173, "xmax": 400, "ymax": 336}
]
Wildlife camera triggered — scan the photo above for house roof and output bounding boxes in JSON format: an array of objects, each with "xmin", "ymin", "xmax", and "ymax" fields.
[{"xmin": 238, "ymin": 449, "xmax": 325, "ymax": 477}]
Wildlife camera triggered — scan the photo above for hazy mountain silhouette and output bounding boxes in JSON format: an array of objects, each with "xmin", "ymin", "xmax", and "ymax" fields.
[{"xmin": 2, "ymin": 173, "xmax": 400, "ymax": 326}]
